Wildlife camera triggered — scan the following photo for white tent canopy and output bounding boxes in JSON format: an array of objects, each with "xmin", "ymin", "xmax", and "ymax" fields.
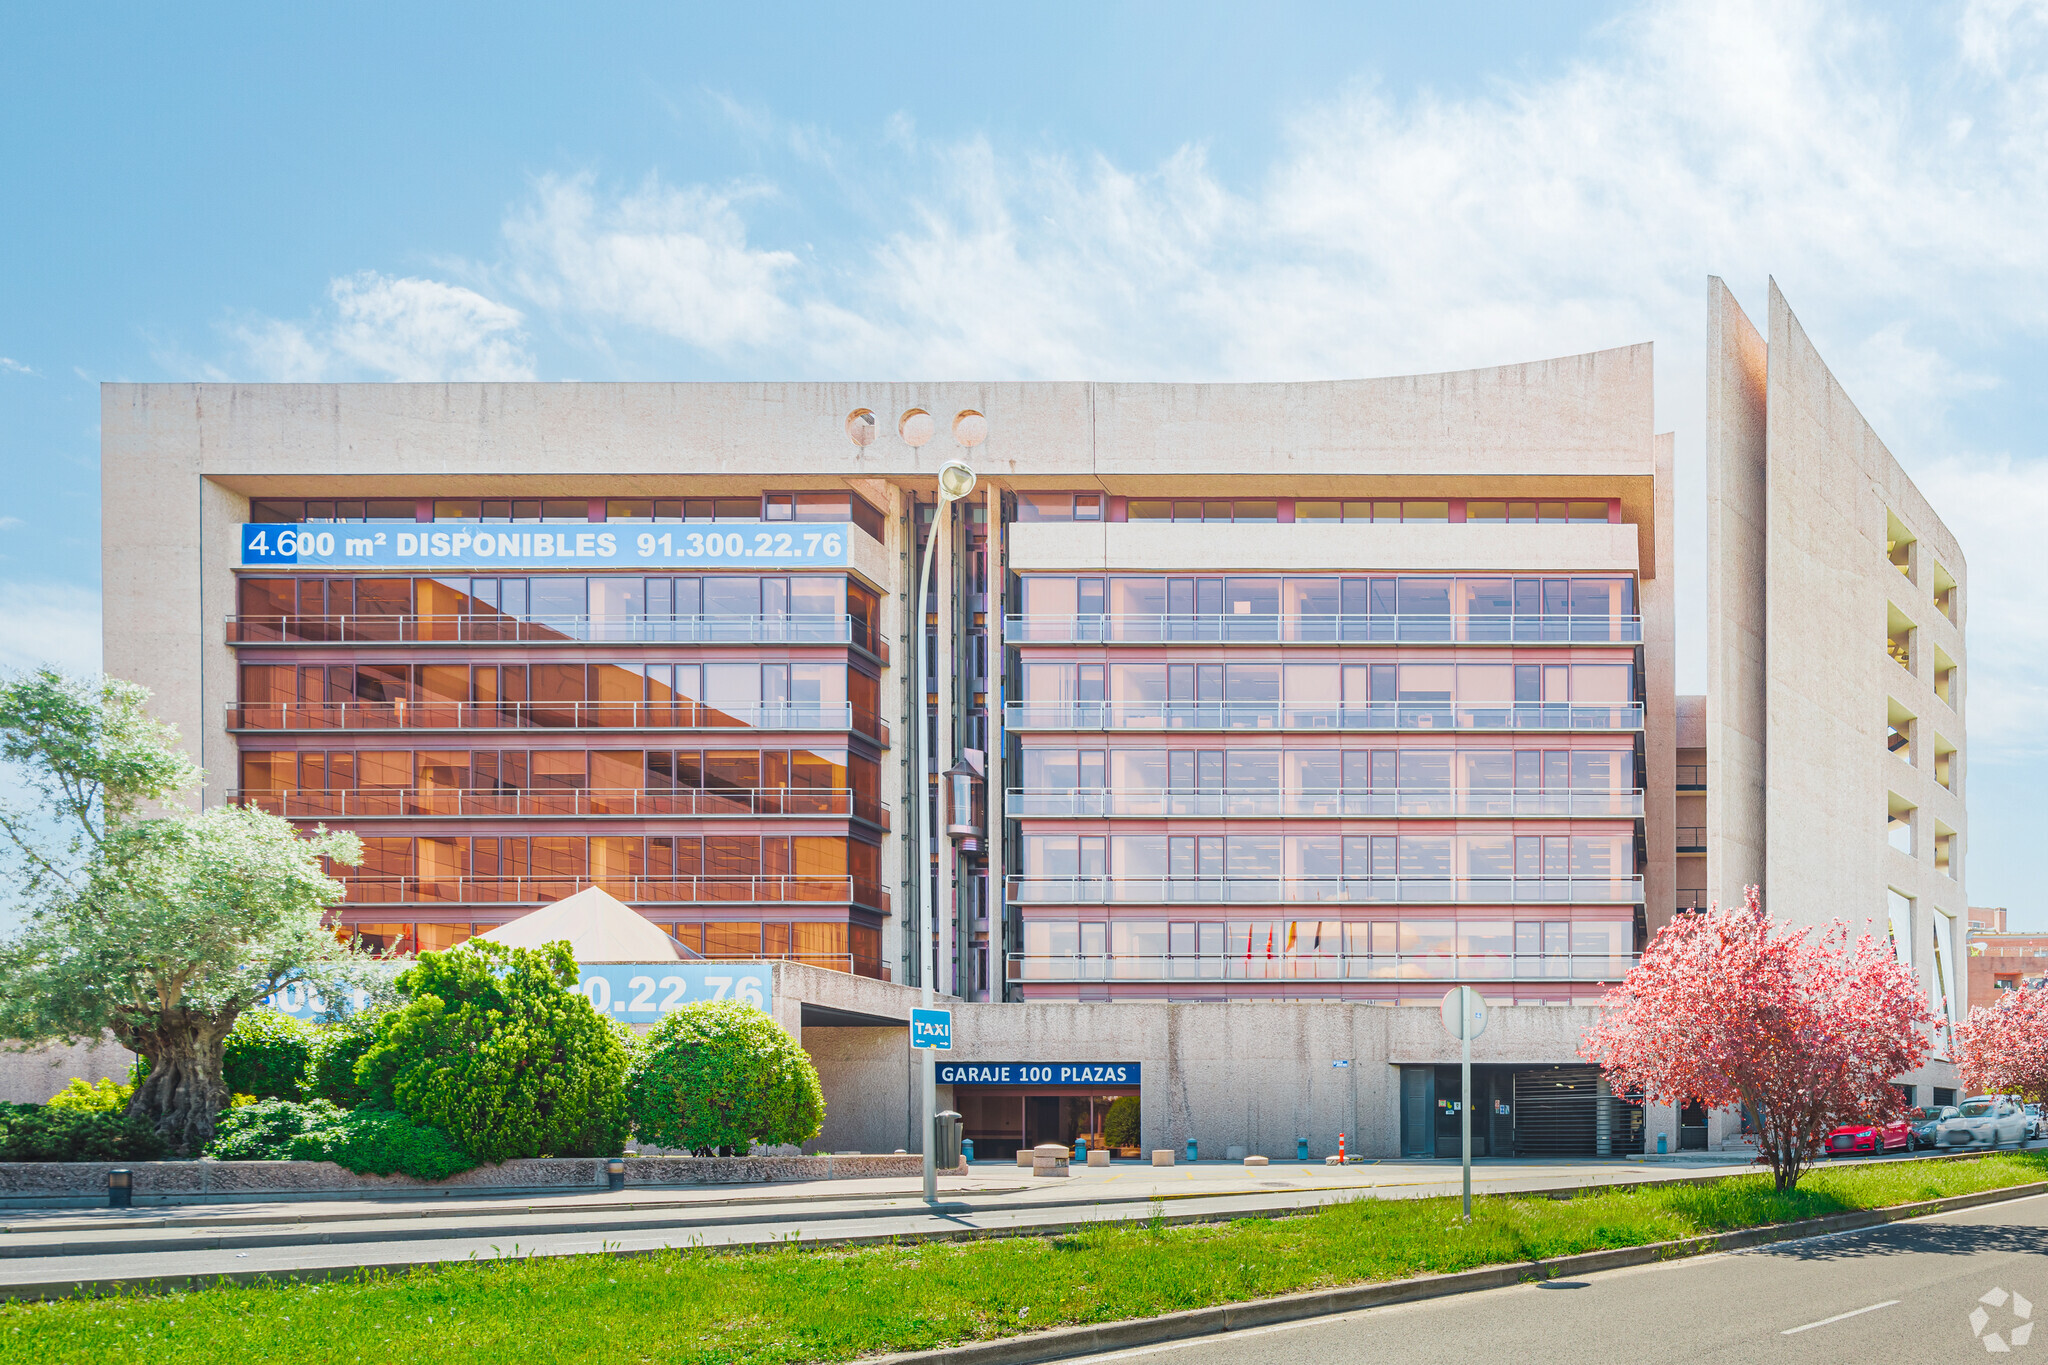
[{"xmin": 478, "ymin": 885, "xmax": 682, "ymax": 963}]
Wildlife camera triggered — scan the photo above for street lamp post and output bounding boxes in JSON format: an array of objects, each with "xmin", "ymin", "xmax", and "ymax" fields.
[{"xmin": 917, "ymin": 456, "xmax": 976, "ymax": 1204}]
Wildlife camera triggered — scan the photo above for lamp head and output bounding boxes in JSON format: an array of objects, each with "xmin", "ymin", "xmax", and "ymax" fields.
[{"xmin": 938, "ymin": 460, "xmax": 977, "ymax": 501}]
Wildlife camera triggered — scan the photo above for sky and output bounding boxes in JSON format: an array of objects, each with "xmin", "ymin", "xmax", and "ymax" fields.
[{"xmin": 0, "ymin": 1, "xmax": 2043, "ymax": 921}]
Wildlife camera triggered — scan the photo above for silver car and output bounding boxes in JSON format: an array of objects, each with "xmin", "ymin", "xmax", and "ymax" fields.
[{"xmin": 1938, "ymin": 1096, "xmax": 2029, "ymax": 1149}]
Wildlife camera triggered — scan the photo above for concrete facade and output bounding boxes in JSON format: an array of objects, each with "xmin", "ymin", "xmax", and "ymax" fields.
[{"xmin": 1705, "ymin": 281, "xmax": 1968, "ymax": 1090}]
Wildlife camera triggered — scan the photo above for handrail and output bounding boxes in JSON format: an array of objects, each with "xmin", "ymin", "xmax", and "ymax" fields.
[
  {"xmin": 1005, "ymin": 613, "xmax": 1643, "ymax": 645},
  {"xmin": 336, "ymin": 874, "xmax": 889, "ymax": 910},
  {"xmin": 1005, "ymin": 701, "xmax": 1643, "ymax": 732},
  {"xmin": 226, "ymin": 613, "xmax": 885, "ymax": 658},
  {"xmin": 1007, "ymin": 875, "xmax": 1644, "ymax": 904},
  {"xmin": 228, "ymin": 700, "xmax": 888, "ymax": 744},
  {"xmin": 228, "ymin": 787, "xmax": 887, "ymax": 825},
  {"xmin": 1005, "ymin": 788, "xmax": 1645, "ymax": 818},
  {"xmin": 1005, "ymin": 952, "xmax": 1638, "ymax": 982}
]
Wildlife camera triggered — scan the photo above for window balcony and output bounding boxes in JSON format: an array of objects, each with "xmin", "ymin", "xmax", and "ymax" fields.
[
  {"xmin": 1007, "ymin": 875, "xmax": 1644, "ymax": 905},
  {"xmin": 337, "ymin": 874, "xmax": 889, "ymax": 913},
  {"xmin": 231, "ymin": 787, "xmax": 887, "ymax": 828},
  {"xmin": 1676, "ymin": 764, "xmax": 1704, "ymax": 791},
  {"xmin": 1005, "ymin": 613, "xmax": 1643, "ymax": 646},
  {"xmin": 227, "ymin": 613, "xmax": 885, "ymax": 659},
  {"xmin": 1676, "ymin": 826, "xmax": 1705, "ymax": 853},
  {"xmin": 228, "ymin": 701, "xmax": 888, "ymax": 745},
  {"xmin": 1004, "ymin": 701, "xmax": 1644, "ymax": 733},
  {"xmin": 1006, "ymin": 788, "xmax": 1645, "ymax": 819},
  {"xmin": 1006, "ymin": 953, "xmax": 1637, "ymax": 983}
]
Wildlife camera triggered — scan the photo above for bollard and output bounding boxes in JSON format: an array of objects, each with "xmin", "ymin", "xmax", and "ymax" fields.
[
  {"xmin": 107, "ymin": 1168, "xmax": 131, "ymax": 1209},
  {"xmin": 962, "ymin": 1138, "xmax": 975, "ymax": 1164},
  {"xmin": 606, "ymin": 1157, "xmax": 625, "ymax": 1191},
  {"xmin": 1296, "ymin": 1138, "xmax": 1309, "ymax": 1161},
  {"xmin": 1186, "ymin": 1137, "xmax": 1198, "ymax": 1164},
  {"xmin": 1338, "ymin": 1133, "xmax": 1347, "ymax": 1163}
]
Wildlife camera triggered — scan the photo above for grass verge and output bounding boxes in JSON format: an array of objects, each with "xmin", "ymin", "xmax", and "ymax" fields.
[{"xmin": 6, "ymin": 1152, "xmax": 2046, "ymax": 1364}]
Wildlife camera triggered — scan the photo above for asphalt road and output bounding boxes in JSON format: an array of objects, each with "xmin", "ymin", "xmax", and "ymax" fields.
[{"xmin": 1068, "ymin": 1190, "xmax": 2048, "ymax": 1365}]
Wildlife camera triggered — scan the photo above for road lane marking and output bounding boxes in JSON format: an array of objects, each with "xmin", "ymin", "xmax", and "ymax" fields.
[{"xmin": 1781, "ymin": 1300, "xmax": 1899, "ymax": 1335}]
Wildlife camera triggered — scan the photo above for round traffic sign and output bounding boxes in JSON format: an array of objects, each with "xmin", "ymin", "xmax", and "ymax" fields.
[{"xmin": 1440, "ymin": 986, "xmax": 1488, "ymax": 1041}]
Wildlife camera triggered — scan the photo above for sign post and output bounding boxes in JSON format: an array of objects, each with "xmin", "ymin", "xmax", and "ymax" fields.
[{"xmin": 1439, "ymin": 986, "xmax": 1488, "ymax": 1220}]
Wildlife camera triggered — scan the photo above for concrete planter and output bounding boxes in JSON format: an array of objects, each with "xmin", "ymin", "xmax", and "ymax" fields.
[{"xmin": 0, "ymin": 1153, "xmax": 932, "ymax": 1207}]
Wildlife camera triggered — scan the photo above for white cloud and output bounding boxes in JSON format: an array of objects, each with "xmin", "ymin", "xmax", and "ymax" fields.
[
  {"xmin": 0, "ymin": 357, "xmax": 36, "ymax": 376},
  {"xmin": 0, "ymin": 517, "xmax": 23, "ymax": 531},
  {"xmin": 0, "ymin": 582, "xmax": 101, "ymax": 679},
  {"xmin": 502, "ymin": 174, "xmax": 821, "ymax": 356},
  {"xmin": 235, "ymin": 272, "xmax": 534, "ymax": 382}
]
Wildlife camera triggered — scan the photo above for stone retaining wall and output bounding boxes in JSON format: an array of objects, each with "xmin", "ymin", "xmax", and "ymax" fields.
[{"xmin": 0, "ymin": 1153, "xmax": 937, "ymax": 1205}]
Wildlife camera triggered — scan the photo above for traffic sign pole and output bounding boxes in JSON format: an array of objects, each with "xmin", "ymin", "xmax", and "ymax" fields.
[
  {"xmin": 1461, "ymin": 1007, "xmax": 1473, "ymax": 1220},
  {"xmin": 1439, "ymin": 986, "xmax": 1486, "ymax": 1222}
]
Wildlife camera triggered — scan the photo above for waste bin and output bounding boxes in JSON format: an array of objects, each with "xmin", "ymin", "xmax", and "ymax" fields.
[
  {"xmin": 933, "ymin": 1111, "xmax": 964, "ymax": 1170},
  {"xmin": 962, "ymin": 1138, "xmax": 976, "ymax": 1164}
]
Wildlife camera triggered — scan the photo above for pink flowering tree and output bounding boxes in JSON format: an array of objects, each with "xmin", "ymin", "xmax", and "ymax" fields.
[
  {"xmin": 1580, "ymin": 886, "xmax": 1936, "ymax": 1191},
  {"xmin": 1953, "ymin": 987, "xmax": 2048, "ymax": 1105}
]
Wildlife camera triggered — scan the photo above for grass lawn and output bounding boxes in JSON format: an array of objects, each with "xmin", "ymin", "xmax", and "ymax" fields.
[{"xmin": 6, "ymin": 1152, "xmax": 2045, "ymax": 1364}]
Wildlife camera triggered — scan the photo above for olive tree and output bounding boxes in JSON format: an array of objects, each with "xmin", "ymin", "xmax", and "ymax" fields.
[{"xmin": 0, "ymin": 669, "xmax": 365, "ymax": 1153}]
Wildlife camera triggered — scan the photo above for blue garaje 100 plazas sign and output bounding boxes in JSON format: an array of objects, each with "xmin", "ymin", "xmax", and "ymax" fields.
[
  {"xmin": 239, "ymin": 522, "xmax": 852, "ymax": 569},
  {"xmin": 935, "ymin": 1062, "xmax": 1140, "ymax": 1086}
]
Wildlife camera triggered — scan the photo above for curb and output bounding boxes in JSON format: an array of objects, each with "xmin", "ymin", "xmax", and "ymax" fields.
[{"xmin": 863, "ymin": 1178, "xmax": 2048, "ymax": 1365}]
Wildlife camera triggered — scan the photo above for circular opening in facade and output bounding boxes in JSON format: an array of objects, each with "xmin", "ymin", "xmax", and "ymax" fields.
[
  {"xmin": 899, "ymin": 409, "xmax": 936, "ymax": 447},
  {"xmin": 953, "ymin": 410, "xmax": 988, "ymax": 447},
  {"xmin": 846, "ymin": 409, "xmax": 878, "ymax": 447}
]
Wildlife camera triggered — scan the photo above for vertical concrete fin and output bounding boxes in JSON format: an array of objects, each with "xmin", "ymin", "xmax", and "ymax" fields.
[
  {"xmin": 1705, "ymin": 277, "xmax": 1768, "ymax": 909},
  {"xmin": 1643, "ymin": 431, "xmax": 1678, "ymax": 937}
]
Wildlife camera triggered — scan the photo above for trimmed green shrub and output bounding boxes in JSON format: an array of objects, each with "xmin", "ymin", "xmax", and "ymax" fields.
[
  {"xmin": 0, "ymin": 1103, "xmax": 169, "ymax": 1162},
  {"xmin": 624, "ymin": 1000, "xmax": 824, "ymax": 1155},
  {"xmin": 46, "ymin": 1077, "xmax": 134, "ymax": 1114},
  {"xmin": 206, "ymin": 1097, "xmax": 343, "ymax": 1161},
  {"xmin": 289, "ymin": 1110, "xmax": 474, "ymax": 1181},
  {"xmin": 305, "ymin": 1010, "xmax": 385, "ymax": 1109},
  {"xmin": 356, "ymin": 940, "xmax": 631, "ymax": 1164},
  {"xmin": 1102, "ymin": 1094, "xmax": 1140, "ymax": 1149},
  {"xmin": 222, "ymin": 1010, "xmax": 314, "ymax": 1100},
  {"xmin": 206, "ymin": 1099, "xmax": 475, "ymax": 1180}
]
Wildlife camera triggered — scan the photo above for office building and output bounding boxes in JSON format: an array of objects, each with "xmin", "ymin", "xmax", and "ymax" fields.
[{"xmin": 94, "ymin": 278, "xmax": 1962, "ymax": 1157}]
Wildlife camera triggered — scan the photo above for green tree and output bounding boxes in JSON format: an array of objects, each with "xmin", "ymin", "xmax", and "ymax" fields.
[
  {"xmin": 624, "ymin": 1000, "xmax": 824, "ymax": 1155},
  {"xmin": 355, "ymin": 939, "xmax": 631, "ymax": 1164},
  {"xmin": 223, "ymin": 1010, "xmax": 314, "ymax": 1100},
  {"xmin": 0, "ymin": 669, "xmax": 365, "ymax": 1153},
  {"xmin": 1102, "ymin": 1094, "xmax": 1140, "ymax": 1149}
]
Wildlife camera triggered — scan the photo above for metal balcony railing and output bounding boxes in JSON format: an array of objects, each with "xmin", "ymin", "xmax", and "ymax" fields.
[
  {"xmin": 230, "ymin": 787, "xmax": 887, "ymax": 827},
  {"xmin": 1006, "ymin": 788, "xmax": 1645, "ymax": 819},
  {"xmin": 1004, "ymin": 701, "xmax": 1643, "ymax": 733},
  {"xmin": 229, "ymin": 700, "xmax": 888, "ymax": 744},
  {"xmin": 1676, "ymin": 764, "xmax": 1705, "ymax": 790},
  {"xmin": 336, "ymin": 875, "xmax": 888, "ymax": 911},
  {"xmin": 1677, "ymin": 888, "xmax": 1707, "ymax": 910},
  {"xmin": 1006, "ymin": 875, "xmax": 1644, "ymax": 905},
  {"xmin": 1006, "ymin": 953, "xmax": 1638, "ymax": 983},
  {"xmin": 1676, "ymin": 826, "xmax": 1706, "ymax": 852},
  {"xmin": 227, "ymin": 613, "xmax": 885, "ymax": 658},
  {"xmin": 1006, "ymin": 613, "xmax": 1643, "ymax": 645}
]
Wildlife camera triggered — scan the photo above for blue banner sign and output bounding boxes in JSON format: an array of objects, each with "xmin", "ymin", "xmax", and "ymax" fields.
[
  {"xmin": 935, "ymin": 1062, "xmax": 1140, "ymax": 1087},
  {"xmin": 262, "ymin": 962, "xmax": 773, "ymax": 1025},
  {"xmin": 239, "ymin": 522, "xmax": 852, "ymax": 570},
  {"xmin": 910, "ymin": 1007, "xmax": 953, "ymax": 1050}
]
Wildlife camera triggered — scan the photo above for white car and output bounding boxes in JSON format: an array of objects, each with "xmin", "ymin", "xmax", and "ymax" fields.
[{"xmin": 1937, "ymin": 1096, "xmax": 2030, "ymax": 1150}]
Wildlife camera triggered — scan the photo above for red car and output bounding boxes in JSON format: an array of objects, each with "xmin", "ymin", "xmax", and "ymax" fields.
[{"xmin": 1824, "ymin": 1117, "xmax": 1911, "ymax": 1157}]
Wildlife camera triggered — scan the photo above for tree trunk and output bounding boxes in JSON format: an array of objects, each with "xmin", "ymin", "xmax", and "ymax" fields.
[{"xmin": 120, "ymin": 1007, "xmax": 238, "ymax": 1155}]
